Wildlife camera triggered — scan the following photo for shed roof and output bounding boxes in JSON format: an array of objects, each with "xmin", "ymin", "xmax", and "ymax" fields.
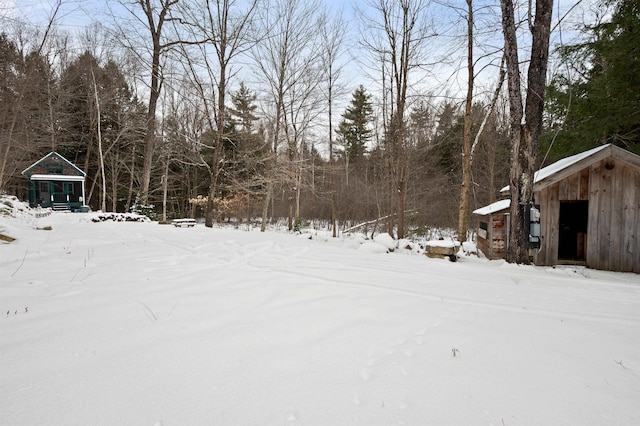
[
  {"xmin": 500, "ymin": 144, "xmax": 640, "ymax": 193},
  {"xmin": 472, "ymin": 199, "xmax": 511, "ymax": 216},
  {"xmin": 22, "ymin": 151, "xmax": 85, "ymax": 178}
]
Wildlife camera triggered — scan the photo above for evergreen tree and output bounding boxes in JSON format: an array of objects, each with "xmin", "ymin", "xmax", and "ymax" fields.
[
  {"xmin": 226, "ymin": 83, "xmax": 266, "ymax": 194},
  {"xmin": 431, "ymin": 102, "xmax": 461, "ymax": 172},
  {"xmin": 543, "ymin": 0, "xmax": 640, "ymax": 162},
  {"xmin": 408, "ymin": 100, "xmax": 432, "ymax": 149},
  {"xmin": 336, "ymin": 85, "xmax": 374, "ymax": 163},
  {"xmin": 230, "ymin": 82, "xmax": 258, "ymax": 133}
]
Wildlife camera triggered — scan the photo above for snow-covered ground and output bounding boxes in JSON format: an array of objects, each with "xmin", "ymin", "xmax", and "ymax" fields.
[{"xmin": 1, "ymin": 201, "xmax": 639, "ymax": 426}]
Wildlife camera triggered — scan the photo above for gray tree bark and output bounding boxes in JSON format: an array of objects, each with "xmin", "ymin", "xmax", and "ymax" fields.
[{"xmin": 501, "ymin": 0, "xmax": 553, "ymax": 264}]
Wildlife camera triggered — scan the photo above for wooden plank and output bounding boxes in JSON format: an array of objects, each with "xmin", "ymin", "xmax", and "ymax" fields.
[
  {"xmin": 477, "ymin": 237, "xmax": 489, "ymax": 258},
  {"xmin": 598, "ymin": 160, "xmax": 613, "ymax": 271},
  {"xmin": 563, "ymin": 172, "xmax": 580, "ymax": 200},
  {"xmin": 0, "ymin": 233, "xmax": 16, "ymax": 243},
  {"xmin": 558, "ymin": 175, "xmax": 568, "ymax": 200},
  {"xmin": 620, "ymin": 165, "xmax": 636, "ymax": 272},
  {"xmin": 609, "ymin": 161, "xmax": 623, "ymax": 271},
  {"xmin": 547, "ymin": 183, "xmax": 560, "ymax": 265},
  {"xmin": 494, "ymin": 214, "xmax": 507, "ymax": 257},
  {"xmin": 535, "ymin": 187, "xmax": 548, "ymax": 265},
  {"xmin": 634, "ymin": 169, "xmax": 640, "ymax": 273},
  {"xmin": 579, "ymin": 167, "xmax": 590, "ymax": 200},
  {"xmin": 477, "ymin": 215, "xmax": 490, "ymax": 258},
  {"xmin": 587, "ymin": 164, "xmax": 600, "ymax": 268}
]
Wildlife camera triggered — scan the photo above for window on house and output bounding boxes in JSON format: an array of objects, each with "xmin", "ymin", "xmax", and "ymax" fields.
[{"xmin": 46, "ymin": 163, "xmax": 63, "ymax": 174}]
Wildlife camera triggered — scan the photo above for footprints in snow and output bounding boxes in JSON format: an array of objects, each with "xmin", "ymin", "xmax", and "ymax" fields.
[
  {"xmin": 353, "ymin": 307, "xmax": 460, "ymax": 407},
  {"xmin": 356, "ymin": 334, "xmax": 420, "ymax": 384}
]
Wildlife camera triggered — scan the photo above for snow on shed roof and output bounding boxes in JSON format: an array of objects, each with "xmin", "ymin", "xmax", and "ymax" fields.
[
  {"xmin": 499, "ymin": 144, "xmax": 612, "ymax": 193},
  {"xmin": 472, "ymin": 199, "xmax": 510, "ymax": 216}
]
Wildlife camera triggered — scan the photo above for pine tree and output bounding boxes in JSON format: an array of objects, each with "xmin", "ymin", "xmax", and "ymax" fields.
[
  {"xmin": 543, "ymin": 0, "xmax": 640, "ymax": 162},
  {"xmin": 230, "ymin": 82, "xmax": 258, "ymax": 135},
  {"xmin": 336, "ymin": 85, "xmax": 374, "ymax": 163},
  {"xmin": 226, "ymin": 83, "xmax": 265, "ymax": 194}
]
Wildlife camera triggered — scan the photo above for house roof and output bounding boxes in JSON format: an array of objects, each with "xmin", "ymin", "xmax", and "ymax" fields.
[
  {"xmin": 22, "ymin": 151, "xmax": 85, "ymax": 178},
  {"xmin": 472, "ymin": 199, "xmax": 510, "ymax": 216},
  {"xmin": 500, "ymin": 144, "xmax": 640, "ymax": 193}
]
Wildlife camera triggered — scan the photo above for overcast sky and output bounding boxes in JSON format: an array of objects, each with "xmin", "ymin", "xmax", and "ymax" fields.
[{"xmin": 3, "ymin": 0, "xmax": 601, "ymax": 123}]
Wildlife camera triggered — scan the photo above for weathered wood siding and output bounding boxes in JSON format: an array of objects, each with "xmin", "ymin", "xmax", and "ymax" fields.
[
  {"xmin": 535, "ymin": 159, "xmax": 639, "ymax": 272},
  {"xmin": 476, "ymin": 215, "xmax": 491, "ymax": 258},
  {"xmin": 490, "ymin": 214, "xmax": 508, "ymax": 259},
  {"xmin": 587, "ymin": 158, "xmax": 640, "ymax": 273},
  {"xmin": 476, "ymin": 212, "xmax": 508, "ymax": 260},
  {"xmin": 534, "ymin": 168, "xmax": 589, "ymax": 266}
]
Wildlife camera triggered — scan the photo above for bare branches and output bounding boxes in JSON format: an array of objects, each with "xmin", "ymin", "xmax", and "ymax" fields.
[
  {"xmin": 0, "ymin": 0, "xmax": 63, "ymax": 191},
  {"xmin": 361, "ymin": 0, "xmax": 435, "ymax": 238}
]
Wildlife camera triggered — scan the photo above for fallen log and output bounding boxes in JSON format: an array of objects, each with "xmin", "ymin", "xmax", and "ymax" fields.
[{"xmin": 0, "ymin": 233, "xmax": 16, "ymax": 243}]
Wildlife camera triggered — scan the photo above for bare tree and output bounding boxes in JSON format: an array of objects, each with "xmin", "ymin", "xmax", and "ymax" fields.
[
  {"xmin": 252, "ymin": 0, "xmax": 322, "ymax": 232},
  {"xmin": 457, "ymin": 1, "xmax": 506, "ymax": 242},
  {"xmin": 179, "ymin": 0, "xmax": 260, "ymax": 227},
  {"xmin": 500, "ymin": 0, "xmax": 553, "ymax": 263},
  {"xmin": 114, "ymin": 0, "xmax": 186, "ymax": 208},
  {"xmin": 457, "ymin": 0, "xmax": 475, "ymax": 243},
  {"xmin": 161, "ymin": 79, "xmax": 212, "ymax": 218},
  {"xmin": 89, "ymin": 65, "xmax": 107, "ymax": 212},
  {"xmin": 362, "ymin": 0, "xmax": 434, "ymax": 239},
  {"xmin": 319, "ymin": 8, "xmax": 348, "ymax": 238}
]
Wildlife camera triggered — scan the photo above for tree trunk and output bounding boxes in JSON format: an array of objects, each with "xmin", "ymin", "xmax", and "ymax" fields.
[
  {"xmin": 90, "ymin": 66, "xmax": 107, "ymax": 212},
  {"xmin": 501, "ymin": 0, "xmax": 526, "ymax": 264},
  {"xmin": 458, "ymin": 0, "xmax": 474, "ymax": 243},
  {"xmin": 162, "ymin": 158, "xmax": 169, "ymax": 222},
  {"xmin": 125, "ymin": 144, "xmax": 136, "ymax": 212},
  {"xmin": 112, "ymin": 151, "xmax": 119, "ymax": 212},
  {"xmin": 137, "ymin": 0, "xmax": 179, "ymax": 207},
  {"xmin": 260, "ymin": 181, "xmax": 272, "ymax": 232},
  {"xmin": 328, "ymin": 76, "xmax": 337, "ymax": 237},
  {"xmin": 139, "ymin": 45, "xmax": 161, "ymax": 206},
  {"xmin": 501, "ymin": 0, "xmax": 553, "ymax": 264},
  {"xmin": 205, "ymin": 64, "xmax": 226, "ymax": 228}
]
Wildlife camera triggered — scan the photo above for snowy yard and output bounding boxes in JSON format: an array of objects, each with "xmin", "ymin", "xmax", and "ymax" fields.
[{"xmin": 1, "ymin": 207, "xmax": 639, "ymax": 426}]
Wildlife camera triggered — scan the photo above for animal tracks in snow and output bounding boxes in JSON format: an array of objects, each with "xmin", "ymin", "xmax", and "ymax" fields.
[{"xmin": 352, "ymin": 324, "xmax": 440, "ymax": 403}]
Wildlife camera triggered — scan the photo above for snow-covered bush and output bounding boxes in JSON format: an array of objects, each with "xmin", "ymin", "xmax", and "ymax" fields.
[
  {"xmin": 91, "ymin": 213, "xmax": 151, "ymax": 223},
  {"xmin": 373, "ymin": 233, "xmax": 396, "ymax": 251},
  {"xmin": 130, "ymin": 196, "xmax": 156, "ymax": 220}
]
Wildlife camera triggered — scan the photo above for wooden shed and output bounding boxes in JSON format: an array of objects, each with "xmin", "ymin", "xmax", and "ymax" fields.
[
  {"xmin": 472, "ymin": 199, "xmax": 510, "ymax": 260},
  {"xmin": 474, "ymin": 144, "xmax": 640, "ymax": 273},
  {"xmin": 22, "ymin": 152, "xmax": 86, "ymax": 211}
]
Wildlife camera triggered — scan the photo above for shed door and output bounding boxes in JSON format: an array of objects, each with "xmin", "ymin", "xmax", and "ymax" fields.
[{"xmin": 558, "ymin": 201, "xmax": 588, "ymax": 261}]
